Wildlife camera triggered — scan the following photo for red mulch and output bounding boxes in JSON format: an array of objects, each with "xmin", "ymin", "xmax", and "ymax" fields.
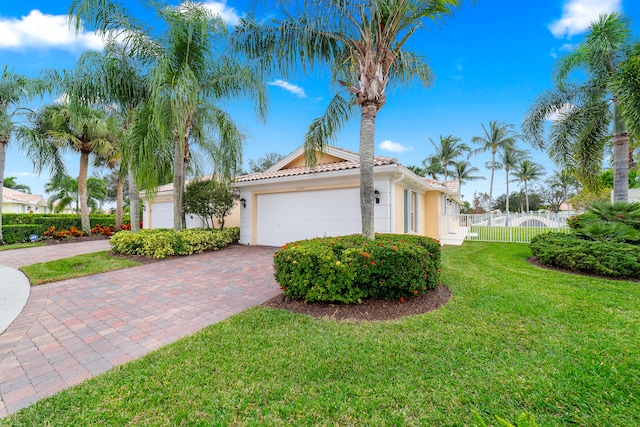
[{"xmin": 262, "ymin": 285, "xmax": 451, "ymax": 322}]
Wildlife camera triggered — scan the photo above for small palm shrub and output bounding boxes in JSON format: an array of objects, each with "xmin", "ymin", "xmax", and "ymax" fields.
[
  {"xmin": 273, "ymin": 234, "xmax": 441, "ymax": 303},
  {"xmin": 569, "ymin": 201, "xmax": 640, "ymax": 232},
  {"xmin": 530, "ymin": 232, "xmax": 640, "ymax": 278},
  {"xmin": 574, "ymin": 220, "xmax": 640, "ymax": 243},
  {"xmin": 110, "ymin": 227, "xmax": 239, "ymax": 258}
]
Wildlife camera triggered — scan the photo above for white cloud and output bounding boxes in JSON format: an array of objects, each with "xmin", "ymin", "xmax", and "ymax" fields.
[
  {"xmin": 0, "ymin": 10, "xmax": 104, "ymax": 51},
  {"xmin": 549, "ymin": 0, "xmax": 621, "ymax": 38},
  {"xmin": 202, "ymin": 1, "xmax": 241, "ymax": 25},
  {"xmin": 560, "ymin": 43, "xmax": 577, "ymax": 52},
  {"xmin": 379, "ymin": 140, "xmax": 412, "ymax": 153},
  {"xmin": 267, "ymin": 79, "xmax": 306, "ymax": 98}
]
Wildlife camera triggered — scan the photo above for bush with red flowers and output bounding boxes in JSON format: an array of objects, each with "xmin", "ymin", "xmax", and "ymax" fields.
[{"xmin": 274, "ymin": 234, "xmax": 441, "ymax": 303}]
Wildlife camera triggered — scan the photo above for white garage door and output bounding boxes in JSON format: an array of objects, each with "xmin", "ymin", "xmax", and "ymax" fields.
[
  {"xmin": 151, "ymin": 201, "xmax": 174, "ymax": 228},
  {"xmin": 257, "ymin": 188, "xmax": 361, "ymax": 246}
]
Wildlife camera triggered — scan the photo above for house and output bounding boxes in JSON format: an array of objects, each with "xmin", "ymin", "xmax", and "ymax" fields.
[
  {"xmin": 141, "ymin": 178, "xmax": 241, "ymax": 229},
  {"xmin": 234, "ymin": 146, "xmax": 463, "ymax": 247},
  {"xmin": 1, "ymin": 187, "xmax": 51, "ymax": 214}
]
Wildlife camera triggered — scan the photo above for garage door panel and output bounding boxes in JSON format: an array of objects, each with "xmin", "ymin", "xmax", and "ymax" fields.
[{"xmin": 257, "ymin": 188, "xmax": 360, "ymax": 246}]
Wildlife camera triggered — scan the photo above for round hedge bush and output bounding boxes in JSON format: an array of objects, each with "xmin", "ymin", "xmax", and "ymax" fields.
[
  {"xmin": 530, "ymin": 232, "xmax": 640, "ymax": 278},
  {"xmin": 273, "ymin": 234, "xmax": 441, "ymax": 303}
]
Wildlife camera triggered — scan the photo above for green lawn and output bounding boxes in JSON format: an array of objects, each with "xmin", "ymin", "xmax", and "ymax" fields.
[
  {"xmin": 4, "ymin": 242, "xmax": 639, "ymax": 426},
  {"xmin": 0, "ymin": 242, "xmax": 45, "ymax": 251},
  {"xmin": 19, "ymin": 251, "xmax": 141, "ymax": 285}
]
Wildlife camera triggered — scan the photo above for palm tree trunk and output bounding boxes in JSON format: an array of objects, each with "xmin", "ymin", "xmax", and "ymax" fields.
[
  {"xmin": 115, "ymin": 172, "xmax": 124, "ymax": 231},
  {"xmin": 360, "ymin": 103, "xmax": 377, "ymax": 240},
  {"xmin": 78, "ymin": 151, "xmax": 91, "ymax": 235},
  {"xmin": 524, "ymin": 179, "xmax": 530, "ymax": 212},
  {"xmin": 612, "ymin": 102, "xmax": 629, "ymax": 202},
  {"xmin": 128, "ymin": 166, "xmax": 140, "ymax": 232},
  {"xmin": 505, "ymin": 170, "xmax": 510, "ymax": 226},
  {"xmin": 173, "ymin": 139, "xmax": 185, "ymax": 231},
  {"xmin": 0, "ymin": 140, "xmax": 6, "ymax": 243}
]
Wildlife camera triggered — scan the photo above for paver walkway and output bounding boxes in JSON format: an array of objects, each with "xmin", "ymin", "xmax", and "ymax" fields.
[
  {"xmin": 0, "ymin": 244, "xmax": 280, "ymax": 417},
  {"xmin": 0, "ymin": 240, "xmax": 112, "ymax": 269}
]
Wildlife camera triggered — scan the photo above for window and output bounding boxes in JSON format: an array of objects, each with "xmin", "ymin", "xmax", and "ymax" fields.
[{"xmin": 404, "ymin": 189, "xmax": 418, "ymax": 233}]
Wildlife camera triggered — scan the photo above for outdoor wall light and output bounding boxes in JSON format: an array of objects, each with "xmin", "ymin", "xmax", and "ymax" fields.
[
  {"xmin": 240, "ymin": 198, "xmax": 246, "ymax": 208},
  {"xmin": 142, "ymin": 204, "xmax": 146, "ymax": 212},
  {"xmin": 374, "ymin": 189, "xmax": 380, "ymax": 204}
]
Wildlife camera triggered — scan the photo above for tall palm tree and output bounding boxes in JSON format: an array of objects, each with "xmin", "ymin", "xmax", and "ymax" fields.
[
  {"xmin": 21, "ymin": 102, "xmax": 119, "ymax": 234},
  {"xmin": 68, "ymin": 43, "xmax": 156, "ymax": 233},
  {"xmin": 471, "ymin": 121, "xmax": 518, "ymax": 210},
  {"xmin": 450, "ymin": 159, "xmax": 485, "ymax": 197},
  {"xmin": 234, "ymin": 0, "xmax": 466, "ymax": 239},
  {"xmin": 0, "ymin": 67, "xmax": 44, "ymax": 243},
  {"xmin": 511, "ymin": 159, "xmax": 545, "ymax": 212},
  {"xmin": 70, "ymin": 1, "xmax": 267, "ymax": 231},
  {"xmin": 523, "ymin": 13, "xmax": 632, "ymax": 201},
  {"xmin": 3, "ymin": 176, "xmax": 31, "ymax": 193},
  {"xmin": 428, "ymin": 134, "xmax": 470, "ymax": 182},
  {"xmin": 499, "ymin": 146, "xmax": 529, "ymax": 217},
  {"xmin": 421, "ymin": 155, "xmax": 445, "ymax": 179}
]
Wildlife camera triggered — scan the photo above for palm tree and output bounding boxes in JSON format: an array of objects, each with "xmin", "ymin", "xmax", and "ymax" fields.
[
  {"xmin": 523, "ymin": 13, "xmax": 633, "ymax": 201},
  {"xmin": 46, "ymin": 174, "xmax": 107, "ymax": 213},
  {"xmin": 234, "ymin": 0, "xmax": 466, "ymax": 239},
  {"xmin": 45, "ymin": 174, "xmax": 78, "ymax": 213},
  {"xmin": 428, "ymin": 134, "xmax": 470, "ymax": 182},
  {"xmin": 70, "ymin": 1, "xmax": 267, "ymax": 231},
  {"xmin": 3, "ymin": 176, "xmax": 31, "ymax": 193},
  {"xmin": 499, "ymin": 146, "xmax": 529, "ymax": 217},
  {"xmin": 421, "ymin": 155, "xmax": 445, "ymax": 179},
  {"xmin": 511, "ymin": 160, "xmax": 545, "ymax": 211},
  {"xmin": 21, "ymin": 102, "xmax": 119, "ymax": 234},
  {"xmin": 471, "ymin": 121, "xmax": 518, "ymax": 209},
  {"xmin": 450, "ymin": 159, "xmax": 485, "ymax": 197},
  {"xmin": 0, "ymin": 67, "xmax": 44, "ymax": 243}
]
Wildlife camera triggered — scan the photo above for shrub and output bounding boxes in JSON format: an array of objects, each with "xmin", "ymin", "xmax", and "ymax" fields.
[
  {"xmin": 1, "ymin": 224, "xmax": 48, "ymax": 244},
  {"xmin": 109, "ymin": 227, "xmax": 239, "ymax": 259},
  {"xmin": 530, "ymin": 232, "xmax": 640, "ymax": 278},
  {"xmin": 273, "ymin": 234, "xmax": 441, "ymax": 303}
]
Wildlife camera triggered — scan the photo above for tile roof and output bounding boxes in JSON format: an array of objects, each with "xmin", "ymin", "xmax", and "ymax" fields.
[
  {"xmin": 2, "ymin": 187, "xmax": 46, "ymax": 204},
  {"xmin": 237, "ymin": 156, "xmax": 398, "ymax": 182}
]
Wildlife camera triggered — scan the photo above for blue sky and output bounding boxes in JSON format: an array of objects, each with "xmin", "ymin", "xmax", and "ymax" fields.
[{"xmin": 2, "ymin": 0, "xmax": 640, "ymax": 203}]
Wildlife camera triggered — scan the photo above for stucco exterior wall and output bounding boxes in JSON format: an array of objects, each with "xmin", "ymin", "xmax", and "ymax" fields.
[{"xmin": 423, "ymin": 191, "xmax": 441, "ymax": 239}]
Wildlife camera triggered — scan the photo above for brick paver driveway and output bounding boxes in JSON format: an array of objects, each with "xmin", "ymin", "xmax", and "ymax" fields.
[{"xmin": 0, "ymin": 244, "xmax": 280, "ymax": 417}]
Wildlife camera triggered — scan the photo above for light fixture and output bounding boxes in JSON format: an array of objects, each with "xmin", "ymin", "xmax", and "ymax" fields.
[
  {"xmin": 374, "ymin": 189, "xmax": 380, "ymax": 204},
  {"xmin": 240, "ymin": 198, "xmax": 246, "ymax": 208},
  {"xmin": 142, "ymin": 204, "xmax": 146, "ymax": 212}
]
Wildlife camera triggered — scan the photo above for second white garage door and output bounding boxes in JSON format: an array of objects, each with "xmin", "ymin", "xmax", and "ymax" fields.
[{"xmin": 256, "ymin": 188, "xmax": 361, "ymax": 246}]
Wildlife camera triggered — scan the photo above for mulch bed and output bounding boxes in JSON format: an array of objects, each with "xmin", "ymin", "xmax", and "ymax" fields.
[
  {"xmin": 262, "ymin": 284, "xmax": 451, "ymax": 322},
  {"xmin": 44, "ymin": 235, "xmax": 111, "ymax": 245}
]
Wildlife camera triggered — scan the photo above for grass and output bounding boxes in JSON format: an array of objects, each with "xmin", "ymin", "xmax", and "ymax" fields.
[
  {"xmin": 19, "ymin": 251, "xmax": 141, "ymax": 285},
  {"xmin": 0, "ymin": 242, "xmax": 45, "ymax": 251},
  {"xmin": 4, "ymin": 242, "xmax": 640, "ymax": 426}
]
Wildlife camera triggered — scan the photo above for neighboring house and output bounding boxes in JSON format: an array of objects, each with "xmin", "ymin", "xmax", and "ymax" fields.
[
  {"xmin": 141, "ymin": 179, "xmax": 241, "ymax": 229},
  {"xmin": 235, "ymin": 146, "xmax": 463, "ymax": 247},
  {"xmin": 1, "ymin": 187, "xmax": 51, "ymax": 214},
  {"xmin": 611, "ymin": 188, "xmax": 640, "ymax": 203}
]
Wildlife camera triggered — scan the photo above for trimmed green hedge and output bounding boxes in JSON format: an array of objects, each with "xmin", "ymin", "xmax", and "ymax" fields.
[
  {"xmin": 2, "ymin": 224, "xmax": 49, "ymax": 244},
  {"xmin": 274, "ymin": 234, "xmax": 441, "ymax": 303},
  {"xmin": 109, "ymin": 227, "xmax": 240, "ymax": 259},
  {"xmin": 530, "ymin": 232, "xmax": 640, "ymax": 278},
  {"xmin": 1, "ymin": 214, "xmax": 130, "ymax": 244}
]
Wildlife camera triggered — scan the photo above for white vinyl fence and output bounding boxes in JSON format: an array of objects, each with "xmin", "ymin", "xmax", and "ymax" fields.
[{"xmin": 440, "ymin": 212, "xmax": 573, "ymax": 244}]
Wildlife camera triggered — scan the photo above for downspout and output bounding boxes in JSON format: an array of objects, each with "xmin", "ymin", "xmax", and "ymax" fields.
[{"xmin": 389, "ymin": 173, "xmax": 404, "ymax": 233}]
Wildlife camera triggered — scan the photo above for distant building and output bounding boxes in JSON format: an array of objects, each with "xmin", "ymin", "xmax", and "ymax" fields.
[{"xmin": 2, "ymin": 187, "xmax": 51, "ymax": 214}]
